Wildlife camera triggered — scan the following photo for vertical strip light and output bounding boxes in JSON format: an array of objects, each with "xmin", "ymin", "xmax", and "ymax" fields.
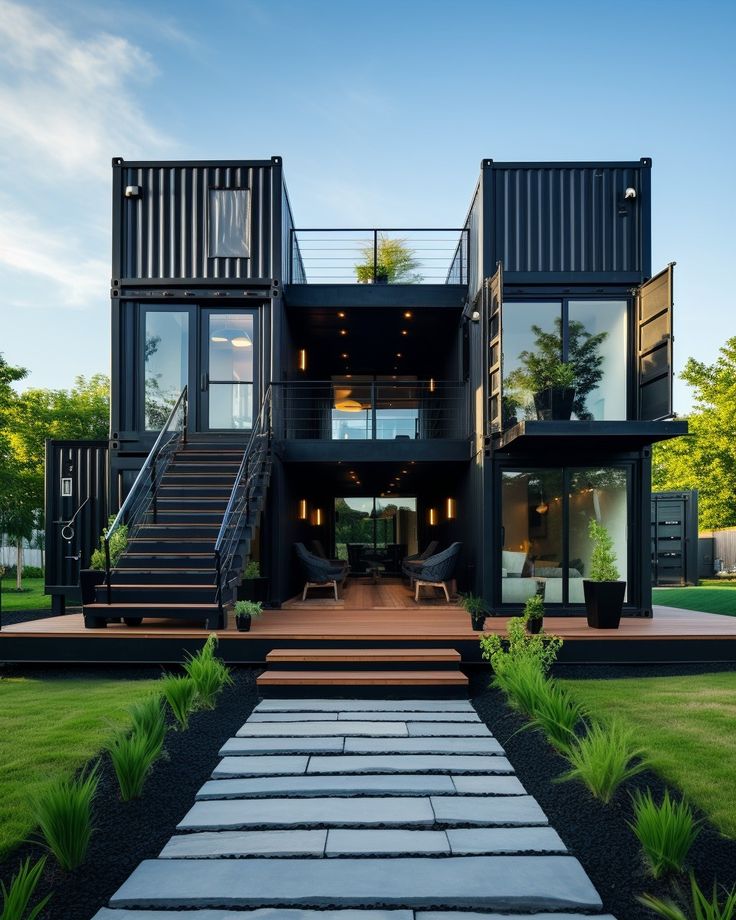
[
  {"xmin": 298, "ymin": 349, "xmax": 307, "ymax": 371},
  {"xmin": 428, "ymin": 508, "xmax": 437, "ymax": 526},
  {"xmin": 446, "ymin": 498, "xmax": 456, "ymax": 520},
  {"xmin": 298, "ymin": 499, "xmax": 307, "ymax": 520}
]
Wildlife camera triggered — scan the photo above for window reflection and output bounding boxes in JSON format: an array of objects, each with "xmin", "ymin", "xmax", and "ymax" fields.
[
  {"xmin": 208, "ymin": 313, "xmax": 255, "ymax": 429},
  {"xmin": 144, "ymin": 311, "xmax": 188, "ymax": 430}
]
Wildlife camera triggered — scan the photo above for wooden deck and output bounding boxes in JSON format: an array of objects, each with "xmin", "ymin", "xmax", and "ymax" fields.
[{"xmin": 2, "ymin": 582, "xmax": 736, "ymax": 664}]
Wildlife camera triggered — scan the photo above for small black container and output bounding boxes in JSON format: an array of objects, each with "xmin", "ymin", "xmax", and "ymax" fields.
[
  {"xmin": 583, "ymin": 579, "xmax": 626, "ymax": 629},
  {"xmin": 471, "ymin": 613, "xmax": 486, "ymax": 631},
  {"xmin": 526, "ymin": 616, "xmax": 543, "ymax": 635},
  {"xmin": 534, "ymin": 387, "xmax": 575, "ymax": 421},
  {"xmin": 79, "ymin": 568, "xmax": 106, "ymax": 606},
  {"xmin": 235, "ymin": 614, "xmax": 252, "ymax": 632}
]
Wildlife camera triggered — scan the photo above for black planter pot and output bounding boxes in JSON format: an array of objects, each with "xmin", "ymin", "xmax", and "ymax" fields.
[
  {"xmin": 235, "ymin": 614, "xmax": 251, "ymax": 632},
  {"xmin": 527, "ymin": 616, "xmax": 543, "ymax": 634},
  {"xmin": 533, "ymin": 387, "xmax": 575, "ymax": 421},
  {"xmin": 79, "ymin": 568, "xmax": 106, "ymax": 606},
  {"xmin": 470, "ymin": 613, "xmax": 486, "ymax": 631},
  {"xmin": 583, "ymin": 579, "xmax": 626, "ymax": 629},
  {"xmin": 237, "ymin": 577, "xmax": 269, "ymax": 604}
]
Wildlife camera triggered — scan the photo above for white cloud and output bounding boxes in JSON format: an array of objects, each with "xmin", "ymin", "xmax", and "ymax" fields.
[{"xmin": 0, "ymin": 0, "xmax": 168, "ymax": 179}]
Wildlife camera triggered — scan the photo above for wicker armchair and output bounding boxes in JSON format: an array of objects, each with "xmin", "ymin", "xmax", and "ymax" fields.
[
  {"xmin": 401, "ymin": 540, "xmax": 440, "ymax": 581},
  {"xmin": 410, "ymin": 542, "xmax": 461, "ymax": 603},
  {"xmin": 294, "ymin": 543, "xmax": 347, "ymax": 601}
]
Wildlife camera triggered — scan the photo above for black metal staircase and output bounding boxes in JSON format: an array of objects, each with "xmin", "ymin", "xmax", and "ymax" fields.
[{"xmin": 83, "ymin": 388, "xmax": 272, "ymax": 630}]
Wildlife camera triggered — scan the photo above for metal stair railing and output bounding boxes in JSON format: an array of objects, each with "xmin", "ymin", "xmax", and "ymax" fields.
[
  {"xmin": 213, "ymin": 386, "xmax": 272, "ymax": 617},
  {"xmin": 103, "ymin": 386, "xmax": 188, "ymax": 604}
]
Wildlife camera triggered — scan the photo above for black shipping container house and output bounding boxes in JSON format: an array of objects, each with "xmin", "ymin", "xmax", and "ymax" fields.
[{"xmin": 46, "ymin": 156, "xmax": 687, "ymax": 627}]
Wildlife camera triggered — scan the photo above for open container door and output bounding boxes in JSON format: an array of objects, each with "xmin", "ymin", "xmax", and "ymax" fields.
[
  {"xmin": 637, "ymin": 263, "xmax": 675, "ymax": 420},
  {"xmin": 487, "ymin": 262, "xmax": 504, "ymax": 434}
]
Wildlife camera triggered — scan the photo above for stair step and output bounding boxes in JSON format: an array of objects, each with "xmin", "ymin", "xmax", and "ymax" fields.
[
  {"xmin": 110, "ymin": 568, "xmax": 216, "ymax": 584},
  {"xmin": 94, "ymin": 585, "xmax": 218, "ymax": 603},
  {"xmin": 266, "ymin": 648, "xmax": 461, "ymax": 663},
  {"xmin": 257, "ymin": 670, "xmax": 469, "ymax": 687},
  {"xmin": 127, "ymin": 538, "xmax": 216, "ymax": 553},
  {"xmin": 117, "ymin": 553, "xmax": 216, "ymax": 569}
]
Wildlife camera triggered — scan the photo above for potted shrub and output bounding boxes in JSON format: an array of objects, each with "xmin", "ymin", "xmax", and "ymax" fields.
[
  {"xmin": 523, "ymin": 591, "xmax": 545, "ymax": 634},
  {"xmin": 532, "ymin": 360, "xmax": 576, "ymax": 421},
  {"xmin": 81, "ymin": 517, "xmax": 127, "ymax": 606},
  {"xmin": 354, "ymin": 236, "xmax": 423, "ymax": 285},
  {"xmin": 460, "ymin": 593, "xmax": 489, "ymax": 631},
  {"xmin": 237, "ymin": 559, "xmax": 269, "ymax": 604},
  {"xmin": 583, "ymin": 519, "xmax": 626, "ymax": 629},
  {"xmin": 234, "ymin": 599, "xmax": 263, "ymax": 632}
]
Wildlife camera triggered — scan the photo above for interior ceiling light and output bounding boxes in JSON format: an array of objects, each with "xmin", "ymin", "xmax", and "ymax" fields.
[
  {"xmin": 339, "ymin": 329, "xmax": 348, "ymax": 336},
  {"xmin": 536, "ymin": 500, "xmax": 549, "ymax": 515},
  {"xmin": 341, "ymin": 353, "xmax": 348, "ymax": 359},
  {"xmin": 231, "ymin": 335, "xmax": 252, "ymax": 348},
  {"xmin": 210, "ymin": 336, "xmax": 228, "ymax": 343},
  {"xmin": 404, "ymin": 311, "xmax": 412, "ymax": 318},
  {"xmin": 338, "ymin": 311, "xmax": 346, "ymax": 318},
  {"xmin": 335, "ymin": 398, "xmax": 362, "ymax": 412},
  {"xmin": 396, "ymin": 353, "xmax": 402, "ymax": 358}
]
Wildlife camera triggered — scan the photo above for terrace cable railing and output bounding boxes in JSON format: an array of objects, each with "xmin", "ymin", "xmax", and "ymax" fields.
[
  {"xmin": 213, "ymin": 386, "xmax": 272, "ymax": 617},
  {"xmin": 102, "ymin": 386, "xmax": 188, "ymax": 604},
  {"xmin": 272, "ymin": 380, "xmax": 469, "ymax": 441},
  {"xmin": 289, "ymin": 228, "xmax": 470, "ymax": 285}
]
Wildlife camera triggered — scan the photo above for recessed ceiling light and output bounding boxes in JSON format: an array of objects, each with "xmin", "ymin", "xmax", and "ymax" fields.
[
  {"xmin": 338, "ymin": 311, "xmax": 346, "ymax": 318},
  {"xmin": 210, "ymin": 336, "xmax": 228, "ymax": 343},
  {"xmin": 404, "ymin": 311, "xmax": 412, "ymax": 318},
  {"xmin": 402, "ymin": 469, "xmax": 408, "ymax": 473},
  {"xmin": 340, "ymin": 329, "xmax": 347, "ymax": 336},
  {"xmin": 401, "ymin": 329, "xmax": 408, "ymax": 335},
  {"xmin": 341, "ymin": 353, "xmax": 348, "ymax": 358},
  {"xmin": 396, "ymin": 353, "xmax": 402, "ymax": 358},
  {"xmin": 231, "ymin": 336, "xmax": 252, "ymax": 348}
]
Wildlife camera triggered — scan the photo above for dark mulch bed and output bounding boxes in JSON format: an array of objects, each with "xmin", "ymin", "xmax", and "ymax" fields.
[
  {"xmin": 0, "ymin": 665, "xmax": 260, "ymax": 920},
  {"xmin": 470, "ymin": 670, "xmax": 736, "ymax": 920}
]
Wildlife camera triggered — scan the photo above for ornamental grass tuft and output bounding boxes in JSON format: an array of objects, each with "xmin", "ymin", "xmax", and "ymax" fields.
[
  {"xmin": 638, "ymin": 874, "xmax": 736, "ymax": 919},
  {"xmin": 108, "ymin": 728, "xmax": 162, "ymax": 801},
  {"xmin": 0, "ymin": 857, "xmax": 51, "ymax": 920},
  {"xmin": 160, "ymin": 675, "xmax": 198, "ymax": 730},
  {"xmin": 630, "ymin": 788, "xmax": 701, "ymax": 879},
  {"xmin": 32, "ymin": 763, "xmax": 99, "ymax": 871},
  {"xmin": 557, "ymin": 718, "xmax": 646, "ymax": 804},
  {"xmin": 183, "ymin": 637, "xmax": 233, "ymax": 710},
  {"xmin": 522, "ymin": 679, "xmax": 587, "ymax": 754},
  {"xmin": 128, "ymin": 695, "xmax": 167, "ymax": 760}
]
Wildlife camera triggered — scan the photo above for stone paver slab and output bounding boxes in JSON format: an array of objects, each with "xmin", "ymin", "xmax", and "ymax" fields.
[
  {"xmin": 344, "ymin": 737, "xmax": 502, "ymax": 755},
  {"xmin": 109, "ymin": 856, "xmax": 603, "ymax": 910},
  {"xmin": 431, "ymin": 795, "xmax": 548, "ymax": 826},
  {"xmin": 212, "ymin": 756, "xmax": 308, "ymax": 778},
  {"xmin": 326, "ymin": 829, "xmax": 450, "ymax": 856},
  {"xmin": 249, "ymin": 712, "xmax": 340, "ymax": 722},
  {"xmin": 408, "ymin": 722, "xmax": 491, "ymax": 736},
  {"xmin": 307, "ymin": 754, "xmax": 513, "ymax": 775},
  {"xmin": 160, "ymin": 830, "xmax": 327, "ymax": 858},
  {"xmin": 253, "ymin": 699, "xmax": 475, "ymax": 713},
  {"xmin": 95, "ymin": 911, "xmax": 414, "ymax": 920},
  {"xmin": 336, "ymin": 711, "xmax": 480, "ymax": 723},
  {"xmin": 447, "ymin": 827, "xmax": 567, "ymax": 854},
  {"xmin": 451, "ymin": 775, "xmax": 526, "ymax": 795},
  {"xmin": 178, "ymin": 797, "xmax": 436, "ymax": 830},
  {"xmin": 197, "ymin": 774, "xmax": 455, "ymax": 799},
  {"xmin": 220, "ymin": 737, "xmax": 344, "ymax": 756},
  {"xmin": 236, "ymin": 721, "xmax": 408, "ymax": 737},
  {"xmin": 419, "ymin": 914, "xmax": 616, "ymax": 920}
]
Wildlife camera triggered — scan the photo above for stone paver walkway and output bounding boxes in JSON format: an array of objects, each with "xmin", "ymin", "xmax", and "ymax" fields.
[{"xmin": 94, "ymin": 699, "xmax": 614, "ymax": 919}]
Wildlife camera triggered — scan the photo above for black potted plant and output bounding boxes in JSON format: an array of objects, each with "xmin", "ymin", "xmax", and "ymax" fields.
[
  {"xmin": 523, "ymin": 591, "xmax": 545, "ymax": 634},
  {"xmin": 583, "ymin": 519, "xmax": 625, "ymax": 629},
  {"xmin": 354, "ymin": 236, "xmax": 423, "ymax": 285},
  {"xmin": 532, "ymin": 360, "xmax": 576, "ymax": 421},
  {"xmin": 237, "ymin": 560, "xmax": 269, "ymax": 604},
  {"xmin": 460, "ymin": 592, "xmax": 490, "ymax": 631},
  {"xmin": 234, "ymin": 599, "xmax": 263, "ymax": 632}
]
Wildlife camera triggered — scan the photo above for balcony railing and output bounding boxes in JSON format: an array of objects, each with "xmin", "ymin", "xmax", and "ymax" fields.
[
  {"xmin": 272, "ymin": 380, "xmax": 468, "ymax": 441},
  {"xmin": 288, "ymin": 229, "xmax": 470, "ymax": 285}
]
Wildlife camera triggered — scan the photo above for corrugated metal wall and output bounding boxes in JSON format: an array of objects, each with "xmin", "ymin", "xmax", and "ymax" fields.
[
  {"xmin": 45, "ymin": 441, "xmax": 109, "ymax": 597},
  {"xmin": 117, "ymin": 161, "xmax": 277, "ymax": 280},
  {"xmin": 489, "ymin": 162, "xmax": 649, "ymax": 275},
  {"xmin": 702, "ymin": 527, "xmax": 736, "ymax": 573}
]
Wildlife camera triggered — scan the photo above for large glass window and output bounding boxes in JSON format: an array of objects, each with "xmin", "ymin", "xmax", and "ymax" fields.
[
  {"xmin": 144, "ymin": 310, "xmax": 189, "ymax": 430},
  {"xmin": 207, "ymin": 313, "xmax": 255, "ymax": 429},
  {"xmin": 208, "ymin": 189, "xmax": 250, "ymax": 258},
  {"xmin": 335, "ymin": 496, "xmax": 417, "ymax": 574},
  {"xmin": 501, "ymin": 466, "xmax": 629, "ymax": 605},
  {"xmin": 503, "ymin": 300, "xmax": 627, "ymax": 423}
]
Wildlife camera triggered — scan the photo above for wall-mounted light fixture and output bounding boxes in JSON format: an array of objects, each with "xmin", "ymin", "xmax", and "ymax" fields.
[
  {"xmin": 298, "ymin": 499, "xmax": 308, "ymax": 520},
  {"xmin": 624, "ymin": 187, "xmax": 637, "ymax": 200},
  {"xmin": 312, "ymin": 508, "xmax": 323, "ymax": 526},
  {"xmin": 428, "ymin": 508, "xmax": 437, "ymax": 526},
  {"xmin": 298, "ymin": 349, "xmax": 307, "ymax": 371},
  {"xmin": 446, "ymin": 498, "xmax": 456, "ymax": 520},
  {"xmin": 429, "ymin": 378, "xmax": 436, "ymax": 393},
  {"xmin": 124, "ymin": 185, "xmax": 142, "ymax": 198}
]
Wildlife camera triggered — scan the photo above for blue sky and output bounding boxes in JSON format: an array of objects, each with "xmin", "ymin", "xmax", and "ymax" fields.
[{"xmin": 1, "ymin": 0, "xmax": 734, "ymax": 412}]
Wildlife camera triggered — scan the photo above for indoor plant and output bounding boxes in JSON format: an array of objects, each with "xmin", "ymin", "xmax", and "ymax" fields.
[
  {"xmin": 237, "ymin": 559, "xmax": 269, "ymax": 604},
  {"xmin": 523, "ymin": 591, "xmax": 545, "ymax": 634},
  {"xmin": 460, "ymin": 592, "xmax": 490, "ymax": 631},
  {"xmin": 583, "ymin": 519, "xmax": 625, "ymax": 629},
  {"xmin": 234, "ymin": 599, "xmax": 263, "ymax": 632}
]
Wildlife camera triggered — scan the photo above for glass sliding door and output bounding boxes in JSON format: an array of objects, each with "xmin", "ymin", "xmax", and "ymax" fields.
[
  {"xmin": 143, "ymin": 309, "xmax": 189, "ymax": 430},
  {"xmin": 500, "ymin": 465, "xmax": 630, "ymax": 606},
  {"xmin": 335, "ymin": 496, "xmax": 417, "ymax": 574},
  {"xmin": 202, "ymin": 311, "xmax": 256, "ymax": 430}
]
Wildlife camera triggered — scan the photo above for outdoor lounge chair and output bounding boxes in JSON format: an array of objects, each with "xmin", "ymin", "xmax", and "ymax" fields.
[
  {"xmin": 310, "ymin": 539, "xmax": 348, "ymax": 568},
  {"xmin": 401, "ymin": 540, "xmax": 440, "ymax": 582},
  {"xmin": 294, "ymin": 542, "xmax": 348, "ymax": 601},
  {"xmin": 410, "ymin": 541, "xmax": 461, "ymax": 603}
]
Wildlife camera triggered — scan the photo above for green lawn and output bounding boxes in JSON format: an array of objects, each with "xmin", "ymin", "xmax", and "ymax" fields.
[
  {"xmin": 0, "ymin": 577, "xmax": 51, "ymax": 611},
  {"xmin": 0, "ymin": 676, "xmax": 160, "ymax": 857},
  {"xmin": 561, "ymin": 672, "xmax": 736, "ymax": 837},
  {"xmin": 653, "ymin": 584, "xmax": 736, "ymax": 616}
]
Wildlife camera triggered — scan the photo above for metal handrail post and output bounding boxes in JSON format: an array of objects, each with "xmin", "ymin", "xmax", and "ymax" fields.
[
  {"xmin": 373, "ymin": 229, "xmax": 378, "ymax": 283},
  {"xmin": 104, "ymin": 539, "xmax": 111, "ymax": 605},
  {"xmin": 371, "ymin": 381, "xmax": 377, "ymax": 439}
]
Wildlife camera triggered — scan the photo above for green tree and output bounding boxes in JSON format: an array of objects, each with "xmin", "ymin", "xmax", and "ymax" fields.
[
  {"xmin": 0, "ymin": 355, "xmax": 31, "ymax": 588},
  {"xmin": 355, "ymin": 236, "xmax": 423, "ymax": 283},
  {"xmin": 652, "ymin": 337, "xmax": 736, "ymax": 530}
]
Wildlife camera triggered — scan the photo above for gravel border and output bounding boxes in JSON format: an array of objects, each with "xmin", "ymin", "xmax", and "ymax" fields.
[
  {"xmin": 470, "ymin": 670, "xmax": 736, "ymax": 920},
  {"xmin": 0, "ymin": 665, "xmax": 260, "ymax": 920}
]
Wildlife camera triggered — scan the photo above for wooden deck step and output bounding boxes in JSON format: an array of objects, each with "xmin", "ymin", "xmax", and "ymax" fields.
[
  {"xmin": 266, "ymin": 648, "xmax": 461, "ymax": 663},
  {"xmin": 257, "ymin": 669, "xmax": 469, "ymax": 687}
]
